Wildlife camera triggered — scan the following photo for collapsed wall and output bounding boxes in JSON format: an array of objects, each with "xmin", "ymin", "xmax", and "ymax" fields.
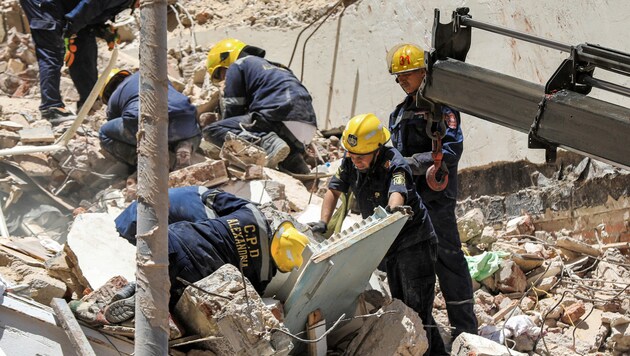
[{"xmin": 457, "ymin": 152, "xmax": 630, "ymax": 243}]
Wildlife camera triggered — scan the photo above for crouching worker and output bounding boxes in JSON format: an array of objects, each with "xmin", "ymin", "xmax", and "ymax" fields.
[
  {"xmin": 204, "ymin": 38, "xmax": 317, "ymax": 174},
  {"xmin": 308, "ymin": 113, "xmax": 447, "ymax": 355},
  {"xmin": 98, "ymin": 69, "xmax": 202, "ymax": 171},
  {"xmin": 105, "ymin": 186, "xmax": 311, "ymax": 322}
]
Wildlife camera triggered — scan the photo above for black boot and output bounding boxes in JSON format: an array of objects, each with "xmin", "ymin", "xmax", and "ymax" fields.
[
  {"xmin": 41, "ymin": 107, "xmax": 76, "ymax": 126},
  {"xmin": 278, "ymin": 152, "xmax": 311, "ymax": 174}
]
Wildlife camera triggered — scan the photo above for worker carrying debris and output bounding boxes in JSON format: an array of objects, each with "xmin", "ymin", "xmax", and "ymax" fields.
[
  {"xmin": 98, "ymin": 69, "xmax": 201, "ymax": 170},
  {"xmin": 309, "ymin": 113, "xmax": 447, "ymax": 355},
  {"xmin": 387, "ymin": 44, "xmax": 477, "ymax": 339},
  {"xmin": 203, "ymin": 38, "xmax": 317, "ymax": 175},
  {"xmin": 107, "ymin": 186, "xmax": 310, "ymax": 322},
  {"xmin": 18, "ymin": 0, "xmax": 139, "ymax": 125}
]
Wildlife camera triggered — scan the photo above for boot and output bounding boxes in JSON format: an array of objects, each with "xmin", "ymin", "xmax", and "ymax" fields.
[
  {"xmin": 259, "ymin": 132, "xmax": 290, "ymax": 169},
  {"xmin": 278, "ymin": 152, "xmax": 311, "ymax": 174},
  {"xmin": 41, "ymin": 107, "xmax": 76, "ymax": 126},
  {"xmin": 104, "ymin": 282, "xmax": 136, "ymax": 323}
]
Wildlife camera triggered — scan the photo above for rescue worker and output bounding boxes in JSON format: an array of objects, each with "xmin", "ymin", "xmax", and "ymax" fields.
[
  {"xmin": 387, "ymin": 44, "xmax": 477, "ymax": 339},
  {"xmin": 19, "ymin": 0, "xmax": 138, "ymax": 124},
  {"xmin": 115, "ymin": 185, "xmax": 219, "ymax": 244},
  {"xmin": 108, "ymin": 186, "xmax": 310, "ymax": 321},
  {"xmin": 204, "ymin": 38, "xmax": 317, "ymax": 174},
  {"xmin": 309, "ymin": 113, "xmax": 447, "ymax": 355},
  {"xmin": 99, "ymin": 69, "xmax": 201, "ymax": 170}
]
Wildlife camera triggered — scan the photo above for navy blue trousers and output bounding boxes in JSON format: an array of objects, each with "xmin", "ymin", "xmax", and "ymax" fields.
[
  {"xmin": 385, "ymin": 239, "xmax": 447, "ymax": 355},
  {"xmin": 19, "ymin": 0, "xmax": 97, "ymax": 111},
  {"xmin": 426, "ymin": 197, "xmax": 478, "ymax": 338}
]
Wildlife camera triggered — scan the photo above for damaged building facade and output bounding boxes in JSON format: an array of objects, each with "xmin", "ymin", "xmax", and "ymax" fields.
[{"xmin": 0, "ymin": 0, "xmax": 628, "ymax": 355}]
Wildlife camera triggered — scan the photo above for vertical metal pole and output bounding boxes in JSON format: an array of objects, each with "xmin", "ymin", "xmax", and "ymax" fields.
[{"xmin": 135, "ymin": 0, "xmax": 170, "ymax": 354}]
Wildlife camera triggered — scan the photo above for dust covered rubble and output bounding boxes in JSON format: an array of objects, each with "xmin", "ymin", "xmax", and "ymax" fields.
[{"xmin": 0, "ymin": 2, "xmax": 629, "ymax": 355}]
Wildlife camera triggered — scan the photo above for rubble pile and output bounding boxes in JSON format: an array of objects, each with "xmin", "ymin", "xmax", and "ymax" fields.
[
  {"xmin": 0, "ymin": 1, "xmax": 628, "ymax": 355},
  {"xmin": 447, "ymin": 207, "xmax": 630, "ymax": 355}
]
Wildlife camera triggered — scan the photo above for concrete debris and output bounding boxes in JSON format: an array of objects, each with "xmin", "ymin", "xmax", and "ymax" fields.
[
  {"xmin": 174, "ymin": 264, "xmax": 292, "ymax": 355},
  {"xmin": 169, "ymin": 159, "xmax": 230, "ymax": 188},
  {"xmin": 344, "ymin": 299, "xmax": 428, "ymax": 356},
  {"xmin": 0, "ymin": 3, "xmax": 626, "ymax": 355},
  {"xmin": 451, "ymin": 332, "xmax": 528, "ymax": 356}
]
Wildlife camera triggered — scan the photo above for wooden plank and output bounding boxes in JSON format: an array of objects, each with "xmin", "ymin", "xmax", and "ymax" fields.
[
  {"xmin": 50, "ymin": 298, "xmax": 96, "ymax": 356},
  {"xmin": 307, "ymin": 309, "xmax": 327, "ymax": 356}
]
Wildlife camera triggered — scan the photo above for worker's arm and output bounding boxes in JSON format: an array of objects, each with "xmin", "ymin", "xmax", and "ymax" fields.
[
  {"xmin": 387, "ymin": 191, "xmax": 405, "ymax": 210},
  {"xmin": 320, "ymin": 189, "xmax": 342, "ymax": 223},
  {"xmin": 222, "ymin": 63, "xmax": 248, "ymax": 118},
  {"xmin": 409, "ymin": 106, "xmax": 464, "ymax": 172}
]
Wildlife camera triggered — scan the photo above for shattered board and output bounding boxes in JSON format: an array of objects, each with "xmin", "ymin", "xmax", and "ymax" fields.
[{"xmin": 283, "ymin": 207, "xmax": 407, "ymax": 334}]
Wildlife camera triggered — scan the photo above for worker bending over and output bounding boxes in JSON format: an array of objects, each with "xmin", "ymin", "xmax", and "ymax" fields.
[
  {"xmin": 204, "ymin": 38, "xmax": 317, "ymax": 174},
  {"xmin": 106, "ymin": 186, "xmax": 310, "ymax": 322},
  {"xmin": 99, "ymin": 69, "xmax": 201, "ymax": 170}
]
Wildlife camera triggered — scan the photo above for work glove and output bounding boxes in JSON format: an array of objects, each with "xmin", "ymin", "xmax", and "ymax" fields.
[
  {"xmin": 64, "ymin": 36, "xmax": 77, "ymax": 68},
  {"xmin": 385, "ymin": 205, "xmax": 413, "ymax": 217},
  {"xmin": 308, "ymin": 220, "xmax": 327, "ymax": 234},
  {"xmin": 94, "ymin": 24, "xmax": 120, "ymax": 51}
]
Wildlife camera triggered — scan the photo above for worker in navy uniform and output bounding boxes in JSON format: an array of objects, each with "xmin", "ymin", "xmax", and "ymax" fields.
[
  {"xmin": 203, "ymin": 38, "xmax": 317, "ymax": 174},
  {"xmin": 309, "ymin": 113, "xmax": 446, "ymax": 355},
  {"xmin": 115, "ymin": 186, "xmax": 220, "ymax": 244},
  {"xmin": 387, "ymin": 44, "xmax": 477, "ymax": 340},
  {"xmin": 113, "ymin": 186, "xmax": 310, "ymax": 311},
  {"xmin": 98, "ymin": 69, "xmax": 201, "ymax": 170},
  {"xmin": 19, "ymin": 0, "xmax": 138, "ymax": 124}
]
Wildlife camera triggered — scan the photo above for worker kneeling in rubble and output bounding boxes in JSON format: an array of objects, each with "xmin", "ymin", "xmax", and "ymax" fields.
[
  {"xmin": 106, "ymin": 186, "xmax": 310, "ymax": 322},
  {"xmin": 309, "ymin": 113, "xmax": 447, "ymax": 355},
  {"xmin": 203, "ymin": 38, "xmax": 317, "ymax": 175},
  {"xmin": 98, "ymin": 69, "xmax": 202, "ymax": 171}
]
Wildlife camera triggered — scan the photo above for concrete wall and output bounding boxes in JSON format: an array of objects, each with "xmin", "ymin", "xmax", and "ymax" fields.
[{"xmin": 176, "ymin": 0, "xmax": 630, "ymax": 169}]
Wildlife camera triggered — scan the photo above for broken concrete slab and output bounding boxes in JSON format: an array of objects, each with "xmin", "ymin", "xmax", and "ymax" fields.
[
  {"xmin": 19, "ymin": 126, "xmax": 55, "ymax": 144},
  {"xmin": 174, "ymin": 264, "xmax": 291, "ymax": 355},
  {"xmin": 451, "ymin": 332, "xmax": 528, "ymax": 356},
  {"xmin": 344, "ymin": 299, "xmax": 428, "ymax": 356},
  {"xmin": 65, "ymin": 213, "xmax": 136, "ymax": 290}
]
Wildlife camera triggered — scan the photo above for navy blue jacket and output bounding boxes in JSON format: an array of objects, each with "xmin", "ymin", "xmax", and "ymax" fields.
[
  {"xmin": 328, "ymin": 146, "xmax": 437, "ymax": 254},
  {"xmin": 115, "ymin": 187, "xmax": 275, "ymax": 307},
  {"xmin": 166, "ymin": 192, "xmax": 275, "ymax": 306},
  {"xmin": 62, "ymin": 0, "xmax": 135, "ymax": 34},
  {"xmin": 223, "ymin": 56, "xmax": 317, "ymax": 126},
  {"xmin": 115, "ymin": 186, "xmax": 216, "ymax": 243},
  {"xmin": 107, "ymin": 72, "xmax": 201, "ymax": 143},
  {"xmin": 389, "ymin": 95, "xmax": 464, "ymax": 202}
]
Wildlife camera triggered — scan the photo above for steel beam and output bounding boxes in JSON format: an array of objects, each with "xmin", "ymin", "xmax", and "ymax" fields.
[{"xmin": 423, "ymin": 59, "xmax": 630, "ymax": 169}]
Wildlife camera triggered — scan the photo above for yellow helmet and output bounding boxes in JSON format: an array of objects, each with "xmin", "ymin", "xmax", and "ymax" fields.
[
  {"xmin": 206, "ymin": 38, "xmax": 246, "ymax": 83},
  {"xmin": 341, "ymin": 113, "xmax": 391, "ymax": 155},
  {"xmin": 100, "ymin": 68, "xmax": 131, "ymax": 102},
  {"xmin": 271, "ymin": 221, "xmax": 310, "ymax": 273},
  {"xmin": 387, "ymin": 43, "xmax": 425, "ymax": 75}
]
